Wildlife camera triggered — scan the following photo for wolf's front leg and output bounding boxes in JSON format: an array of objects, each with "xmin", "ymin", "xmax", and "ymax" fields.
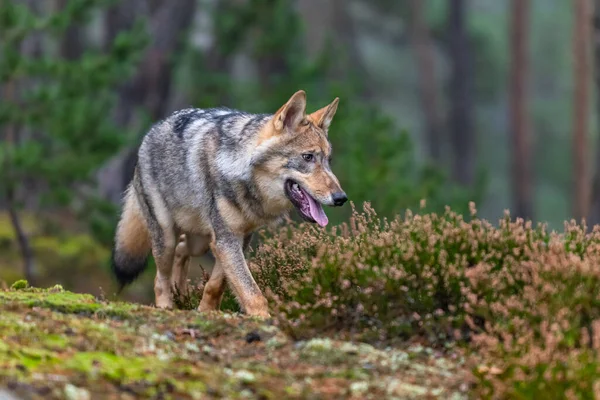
[
  {"xmin": 198, "ymin": 260, "xmax": 226, "ymax": 312},
  {"xmin": 210, "ymin": 234, "xmax": 269, "ymax": 318},
  {"xmin": 198, "ymin": 233, "xmax": 253, "ymax": 313}
]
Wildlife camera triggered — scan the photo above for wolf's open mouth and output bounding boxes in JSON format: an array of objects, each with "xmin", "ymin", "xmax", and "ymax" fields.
[{"xmin": 285, "ymin": 180, "xmax": 329, "ymax": 227}]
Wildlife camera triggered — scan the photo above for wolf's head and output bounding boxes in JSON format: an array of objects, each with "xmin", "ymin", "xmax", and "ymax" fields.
[{"xmin": 255, "ymin": 90, "xmax": 347, "ymax": 227}]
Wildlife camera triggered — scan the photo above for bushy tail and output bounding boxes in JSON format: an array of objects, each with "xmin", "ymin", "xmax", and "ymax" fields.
[{"xmin": 111, "ymin": 186, "xmax": 151, "ymax": 289}]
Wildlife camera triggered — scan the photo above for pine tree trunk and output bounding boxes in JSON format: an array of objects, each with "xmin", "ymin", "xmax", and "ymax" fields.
[
  {"xmin": 447, "ymin": 0, "xmax": 475, "ymax": 186},
  {"xmin": 588, "ymin": 0, "xmax": 600, "ymax": 226},
  {"xmin": 573, "ymin": 0, "xmax": 593, "ymax": 221},
  {"xmin": 509, "ymin": 0, "xmax": 533, "ymax": 220},
  {"xmin": 331, "ymin": 0, "xmax": 373, "ymax": 99},
  {"xmin": 3, "ymin": 80, "xmax": 35, "ymax": 284},
  {"xmin": 7, "ymin": 200, "xmax": 35, "ymax": 284},
  {"xmin": 409, "ymin": 0, "xmax": 442, "ymax": 163},
  {"xmin": 98, "ymin": 0, "xmax": 197, "ymax": 203}
]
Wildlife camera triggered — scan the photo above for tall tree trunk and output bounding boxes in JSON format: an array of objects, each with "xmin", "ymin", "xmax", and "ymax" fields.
[
  {"xmin": 98, "ymin": 0, "xmax": 197, "ymax": 203},
  {"xmin": 509, "ymin": 0, "xmax": 533, "ymax": 220},
  {"xmin": 573, "ymin": 0, "xmax": 593, "ymax": 221},
  {"xmin": 56, "ymin": 0, "xmax": 83, "ymax": 60},
  {"xmin": 408, "ymin": 0, "xmax": 442, "ymax": 163},
  {"xmin": 331, "ymin": 0, "xmax": 374, "ymax": 99},
  {"xmin": 589, "ymin": 0, "xmax": 600, "ymax": 226},
  {"xmin": 3, "ymin": 80, "xmax": 35, "ymax": 284},
  {"xmin": 447, "ymin": 0, "xmax": 475, "ymax": 186},
  {"xmin": 7, "ymin": 196, "xmax": 35, "ymax": 284}
]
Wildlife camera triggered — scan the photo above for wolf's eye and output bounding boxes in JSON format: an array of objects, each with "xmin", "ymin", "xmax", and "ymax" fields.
[{"xmin": 302, "ymin": 153, "xmax": 314, "ymax": 162}]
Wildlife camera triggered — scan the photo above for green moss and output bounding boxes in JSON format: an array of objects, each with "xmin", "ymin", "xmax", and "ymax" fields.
[
  {"xmin": 0, "ymin": 284, "xmax": 468, "ymax": 398},
  {"xmin": 66, "ymin": 352, "xmax": 164, "ymax": 383},
  {"xmin": 0, "ymin": 291, "xmax": 101, "ymax": 314},
  {"xmin": 11, "ymin": 279, "xmax": 29, "ymax": 290},
  {"xmin": 43, "ymin": 334, "xmax": 70, "ymax": 350},
  {"xmin": 299, "ymin": 338, "xmax": 360, "ymax": 365},
  {"xmin": 0, "ymin": 286, "xmax": 141, "ymax": 317}
]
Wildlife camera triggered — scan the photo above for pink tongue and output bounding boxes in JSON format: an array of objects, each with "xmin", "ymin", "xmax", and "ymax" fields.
[{"xmin": 305, "ymin": 192, "xmax": 329, "ymax": 227}]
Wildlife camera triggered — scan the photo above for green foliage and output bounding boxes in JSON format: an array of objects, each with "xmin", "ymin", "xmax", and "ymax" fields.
[{"xmin": 0, "ymin": 0, "xmax": 145, "ymax": 208}]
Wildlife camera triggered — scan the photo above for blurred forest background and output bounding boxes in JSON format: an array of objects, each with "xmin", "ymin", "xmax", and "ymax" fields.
[{"xmin": 0, "ymin": 0, "xmax": 597, "ymax": 303}]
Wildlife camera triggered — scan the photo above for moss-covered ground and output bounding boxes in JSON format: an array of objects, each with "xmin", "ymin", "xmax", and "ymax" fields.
[{"xmin": 0, "ymin": 283, "xmax": 469, "ymax": 399}]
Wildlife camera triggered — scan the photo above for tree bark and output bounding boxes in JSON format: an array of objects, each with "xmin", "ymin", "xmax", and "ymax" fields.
[
  {"xmin": 3, "ymin": 80, "xmax": 35, "ymax": 284},
  {"xmin": 56, "ymin": 0, "xmax": 83, "ymax": 60},
  {"xmin": 331, "ymin": 0, "xmax": 374, "ymax": 99},
  {"xmin": 447, "ymin": 0, "xmax": 475, "ymax": 186},
  {"xmin": 509, "ymin": 0, "xmax": 533, "ymax": 220},
  {"xmin": 573, "ymin": 0, "xmax": 593, "ymax": 221},
  {"xmin": 408, "ymin": 0, "xmax": 442, "ymax": 163},
  {"xmin": 589, "ymin": 0, "xmax": 600, "ymax": 226},
  {"xmin": 98, "ymin": 0, "xmax": 197, "ymax": 203},
  {"xmin": 7, "ymin": 197, "xmax": 35, "ymax": 284}
]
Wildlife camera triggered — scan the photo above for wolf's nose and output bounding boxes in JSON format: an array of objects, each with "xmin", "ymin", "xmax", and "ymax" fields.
[{"xmin": 332, "ymin": 192, "xmax": 348, "ymax": 206}]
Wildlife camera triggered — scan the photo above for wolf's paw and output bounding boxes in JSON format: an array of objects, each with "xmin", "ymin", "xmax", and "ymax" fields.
[
  {"xmin": 246, "ymin": 310, "xmax": 271, "ymax": 319},
  {"xmin": 243, "ymin": 297, "xmax": 270, "ymax": 319},
  {"xmin": 197, "ymin": 301, "xmax": 219, "ymax": 313},
  {"xmin": 155, "ymin": 294, "xmax": 174, "ymax": 310}
]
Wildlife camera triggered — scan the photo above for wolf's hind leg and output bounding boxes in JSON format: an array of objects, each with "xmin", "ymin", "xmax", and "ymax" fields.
[
  {"xmin": 171, "ymin": 234, "xmax": 191, "ymax": 296},
  {"xmin": 172, "ymin": 234, "xmax": 211, "ymax": 296},
  {"xmin": 151, "ymin": 224, "xmax": 178, "ymax": 309}
]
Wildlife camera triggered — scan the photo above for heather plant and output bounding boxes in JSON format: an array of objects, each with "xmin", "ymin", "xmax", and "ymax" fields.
[
  {"xmin": 249, "ymin": 202, "xmax": 550, "ymax": 343},
  {"xmin": 469, "ymin": 227, "xmax": 600, "ymax": 398},
  {"xmin": 246, "ymin": 202, "xmax": 600, "ymax": 397}
]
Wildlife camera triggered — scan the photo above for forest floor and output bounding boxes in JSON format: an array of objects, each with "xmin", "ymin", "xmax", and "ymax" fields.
[{"xmin": 0, "ymin": 283, "xmax": 470, "ymax": 400}]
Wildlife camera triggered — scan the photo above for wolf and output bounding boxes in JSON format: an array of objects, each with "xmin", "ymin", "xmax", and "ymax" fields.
[{"xmin": 111, "ymin": 90, "xmax": 347, "ymax": 317}]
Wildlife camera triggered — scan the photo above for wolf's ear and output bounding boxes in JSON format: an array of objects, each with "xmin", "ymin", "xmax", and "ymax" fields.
[
  {"xmin": 309, "ymin": 97, "xmax": 339, "ymax": 132},
  {"xmin": 273, "ymin": 90, "xmax": 307, "ymax": 132}
]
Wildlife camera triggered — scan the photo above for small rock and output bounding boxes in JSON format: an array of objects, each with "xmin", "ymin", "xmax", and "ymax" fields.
[
  {"xmin": 387, "ymin": 381, "xmax": 428, "ymax": 397},
  {"xmin": 303, "ymin": 338, "xmax": 332, "ymax": 351},
  {"xmin": 245, "ymin": 331, "xmax": 261, "ymax": 343},
  {"xmin": 265, "ymin": 335, "xmax": 288, "ymax": 349},
  {"xmin": 0, "ymin": 389, "xmax": 21, "ymax": 400},
  {"xmin": 349, "ymin": 381, "xmax": 369, "ymax": 395},
  {"xmin": 64, "ymin": 384, "xmax": 90, "ymax": 400},
  {"xmin": 234, "ymin": 370, "xmax": 256, "ymax": 383},
  {"xmin": 185, "ymin": 342, "xmax": 200, "ymax": 353}
]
